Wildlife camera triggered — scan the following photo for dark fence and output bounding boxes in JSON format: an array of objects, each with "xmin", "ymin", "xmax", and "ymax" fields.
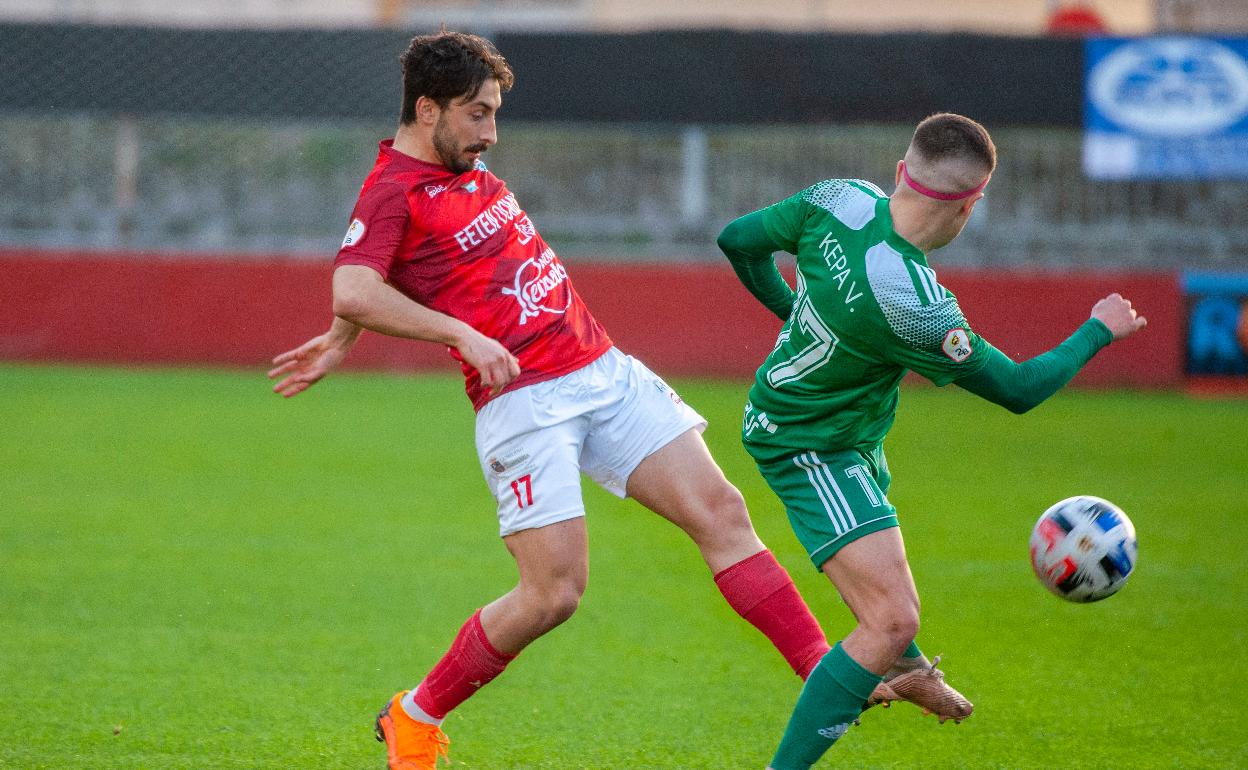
[
  {"xmin": 5, "ymin": 22, "xmax": 1242, "ymax": 268},
  {"xmin": 0, "ymin": 22, "xmax": 1082, "ymax": 125}
]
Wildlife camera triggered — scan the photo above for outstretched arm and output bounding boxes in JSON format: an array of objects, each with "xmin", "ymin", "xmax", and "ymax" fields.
[
  {"xmin": 332, "ymin": 264, "xmax": 520, "ymax": 394},
  {"xmin": 268, "ymin": 316, "xmax": 363, "ymax": 398},
  {"xmin": 955, "ymin": 293, "xmax": 1146, "ymax": 414},
  {"xmin": 268, "ymin": 265, "xmax": 520, "ymax": 398},
  {"xmin": 717, "ymin": 211, "xmax": 796, "ymax": 321}
]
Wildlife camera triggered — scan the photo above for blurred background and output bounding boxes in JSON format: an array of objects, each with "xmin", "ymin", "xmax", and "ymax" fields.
[
  {"xmin": 2, "ymin": 0, "xmax": 1247, "ymax": 384},
  {"xmin": 6, "ymin": 7, "xmax": 1248, "ymax": 769}
]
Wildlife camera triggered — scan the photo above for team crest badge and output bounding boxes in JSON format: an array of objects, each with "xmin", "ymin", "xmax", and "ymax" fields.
[
  {"xmin": 487, "ymin": 451, "xmax": 531, "ymax": 476},
  {"xmin": 341, "ymin": 218, "xmax": 366, "ymax": 248},
  {"xmin": 942, "ymin": 327, "xmax": 973, "ymax": 362}
]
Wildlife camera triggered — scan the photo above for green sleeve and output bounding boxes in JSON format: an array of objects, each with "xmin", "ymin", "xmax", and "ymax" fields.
[
  {"xmin": 716, "ymin": 209, "xmax": 797, "ymax": 321},
  {"xmin": 955, "ymin": 319, "xmax": 1114, "ymax": 414},
  {"xmin": 882, "ymin": 305, "xmax": 991, "ymax": 386}
]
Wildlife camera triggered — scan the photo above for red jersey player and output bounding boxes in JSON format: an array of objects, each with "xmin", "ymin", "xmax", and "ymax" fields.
[{"xmin": 269, "ymin": 31, "xmax": 830, "ymax": 769}]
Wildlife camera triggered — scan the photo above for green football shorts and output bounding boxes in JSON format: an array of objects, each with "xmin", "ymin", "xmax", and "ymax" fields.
[{"xmin": 755, "ymin": 446, "xmax": 899, "ymax": 570}]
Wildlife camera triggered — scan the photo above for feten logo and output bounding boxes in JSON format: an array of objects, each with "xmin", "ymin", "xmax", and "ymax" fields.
[{"xmin": 1089, "ymin": 37, "xmax": 1248, "ymax": 137}]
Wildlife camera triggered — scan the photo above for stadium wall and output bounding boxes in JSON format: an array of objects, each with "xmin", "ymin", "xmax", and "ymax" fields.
[{"xmin": 0, "ymin": 250, "xmax": 1180, "ymax": 387}]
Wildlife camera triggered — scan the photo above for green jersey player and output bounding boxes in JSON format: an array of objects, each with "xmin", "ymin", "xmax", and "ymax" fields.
[{"xmin": 717, "ymin": 113, "xmax": 1147, "ymax": 770}]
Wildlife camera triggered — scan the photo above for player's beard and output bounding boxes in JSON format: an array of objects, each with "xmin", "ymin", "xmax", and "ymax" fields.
[{"xmin": 433, "ymin": 114, "xmax": 487, "ymax": 175}]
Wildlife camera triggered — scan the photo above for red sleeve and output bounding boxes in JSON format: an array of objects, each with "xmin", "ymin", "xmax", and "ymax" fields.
[{"xmin": 333, "ymin": 182, "xmax": 410, "ymax": 277}]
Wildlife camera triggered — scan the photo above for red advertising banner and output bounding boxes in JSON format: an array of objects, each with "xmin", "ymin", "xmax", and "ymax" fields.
[{"xmin": 0, "ymin": 250, "xmax": 1181, "ymax": 388}]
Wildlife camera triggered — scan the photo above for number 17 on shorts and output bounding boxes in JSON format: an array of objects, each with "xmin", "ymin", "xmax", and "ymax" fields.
[
  {"xmin": 510, "ymin": 474, "xmax": 534, "ymax": 508},
  {"xmin": 757, "ymin": 449, "xmax": 900, "ymax": 569}
]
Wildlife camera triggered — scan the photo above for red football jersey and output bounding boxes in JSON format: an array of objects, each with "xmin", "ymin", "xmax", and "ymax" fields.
[{"xmin": 335, "ymin": 140, "xmax": 612, "ymax": 409}]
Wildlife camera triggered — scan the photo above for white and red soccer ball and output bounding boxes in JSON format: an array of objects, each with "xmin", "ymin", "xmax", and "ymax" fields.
[{"xmin": 1030, "ymin": 496, "xmax": 1138, "ymax": 603}]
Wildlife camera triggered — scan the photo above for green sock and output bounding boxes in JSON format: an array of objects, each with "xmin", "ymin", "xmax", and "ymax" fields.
[
  {"xmin": 902, "ymin": 640, "xmax": 922, "ymax": 659},
  {"xmin": 769, "ymin": 642, "xmax": 882, "ymax": 770}
]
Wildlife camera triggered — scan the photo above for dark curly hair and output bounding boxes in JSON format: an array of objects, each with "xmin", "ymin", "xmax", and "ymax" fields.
[{"xmin": 399, "ymin": 31, "xmax": 515, "ymax": 124}]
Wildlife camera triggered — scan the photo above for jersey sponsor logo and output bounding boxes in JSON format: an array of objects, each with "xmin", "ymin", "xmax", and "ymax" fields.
[
  {"xmin": 454, "ymin": 192, "xmax": 524, "ymax": 251},
  {"xmin": 424, "ymin": 184, "xmax": 447, "ymax": 198},
  {"xmin": 501, "ymin": 247, "xmax": 571, "ymax": 325},
  {"xmin": 514, "ymin": 214, "xmax": 536, "ymax": 245},
  {"xmin": 942, "ymin": 327, "xmax": 973, "ymax": 362},
  {"xmin": 341, "ymin": 218, "xmax": 366, "ymax": 248}
]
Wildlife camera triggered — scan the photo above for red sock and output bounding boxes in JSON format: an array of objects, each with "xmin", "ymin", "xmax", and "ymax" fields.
[
  {"xmin": 714, "ymin": 550, "xmax": 831, "ymax": 680},
  {"xmin": 412, "ymin": 609, "xmax": 516, "ymax": 719}
]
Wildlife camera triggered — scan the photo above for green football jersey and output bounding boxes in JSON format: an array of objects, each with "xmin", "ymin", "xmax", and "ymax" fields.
[{"xmin": 743, "ymin": 179, "xmax": 991, "ymax": 463}]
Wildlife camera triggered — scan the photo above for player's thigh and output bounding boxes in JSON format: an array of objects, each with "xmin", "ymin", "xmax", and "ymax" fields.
[
  {"xmin": 502, "ymin": 516, "xmax": 590, "ymax": 594},
  {"xmin": 475, "ymin": 387, "xmax": 589, "ymax": 538},
  {"xmin": 578, "ymin": 349, "xmax": 707, "ymax": 499},
  {"xmin": 625, "ymin": 427, "xmax": 742, "ymax": 527},
  {"xmin": 756, "ymin": 449, "xmax": 899, "ymax": 571},
  {"xmin": 820, "ymin": 526, "xmax": 919, "ymax": 628}
]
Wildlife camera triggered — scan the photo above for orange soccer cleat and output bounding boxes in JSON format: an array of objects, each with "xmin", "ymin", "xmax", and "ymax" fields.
[
  {"xmin": 374, "ymin": 691, "xmax": 451, "ymax": 770},
  {"xmin": 867, "ymin": 655, "xmax": 974, "ymax": 724}
]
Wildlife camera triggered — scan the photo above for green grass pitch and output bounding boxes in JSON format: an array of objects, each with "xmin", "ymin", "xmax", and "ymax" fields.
[{"xmin": 1, "ymin": 363, "xmax": 1245, "ymax": 769}]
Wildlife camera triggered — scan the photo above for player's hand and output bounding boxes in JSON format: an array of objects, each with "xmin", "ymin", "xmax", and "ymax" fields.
[
  {"xmin": 268, "ymin": 333, "xmax": 352, "ymax": 398},
  {"xmin": 454, "ymin": 328, "xmax": 520, "ymax": 395},
  {"xmin": 1090, "ymin": 293, "xmax": 1147, "ymax": 341}
]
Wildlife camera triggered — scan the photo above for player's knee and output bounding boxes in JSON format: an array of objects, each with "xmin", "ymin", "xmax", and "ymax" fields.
[
  {"xmin": 534, "ymin": 579, "xmax": 585, "ymax": 630},
  {"xmin": 707, "ymin": 482, "xmax": 753, "ymax": 538},
  {"xmin": 865, "ymin": 603, "xmax": 919, "ymax": 654},
  {"xmin": 885, "ymin": 607, "xmax": 920, "ymax": 652},
  {"xmin": 668, "ymin": 480, "xmax": 759, "ymax": 559},
  {"xmin": 545, "ymin": 587, "xmax": 583, "ymax": 628}
]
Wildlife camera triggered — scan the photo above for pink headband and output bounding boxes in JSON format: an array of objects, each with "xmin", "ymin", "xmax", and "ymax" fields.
[{"xmin": 901, "ymin": 161, "xmax": 988, "ymax": 201}]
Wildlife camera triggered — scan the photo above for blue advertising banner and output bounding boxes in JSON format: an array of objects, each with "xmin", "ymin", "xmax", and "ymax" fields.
[
  {"xmin": 1084, "ymin": 37, "xmax": 1248, "ymax": 179},
  {"xmin": 1184, "ymin": 272, "xmax": 1248, "ymax": 382}
]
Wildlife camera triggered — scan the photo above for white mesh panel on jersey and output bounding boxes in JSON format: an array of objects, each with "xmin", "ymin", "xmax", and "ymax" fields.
[
  {"xmin": 800, "ymin": 180, "xmax": 880, "ymax": 231},
  {"xmin": 865, "ymin": 242, "xmax": 969, "ymax": 350}
]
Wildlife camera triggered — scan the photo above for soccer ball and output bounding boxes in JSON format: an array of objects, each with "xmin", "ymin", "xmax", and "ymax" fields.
[{"xmin": 1029, "ymin": 496, "xmax": 1138, "ymax": 602}]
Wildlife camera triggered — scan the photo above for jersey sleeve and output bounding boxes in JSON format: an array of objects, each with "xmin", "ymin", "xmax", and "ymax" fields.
[
  {"xmin": 954, "ymin": 320, "xmax": 1113, "ymax": 413},
  {"xmin": 717, "ymin": 210, "xmax": 796, "ymax": 321},
  {"xmin": 875, "ymin": 286, "xmax": 992, "ymax": 385},
  {"xmin": 864, "ymin": 245, "xmax": 992, "ymax": 384},
  {"xmin": 757, "ymin": 188, "xmax": 812, "ymax": 253},
  {"xmin": 333, "ymin": 181, "xmax": 410, "ymax": 277}
]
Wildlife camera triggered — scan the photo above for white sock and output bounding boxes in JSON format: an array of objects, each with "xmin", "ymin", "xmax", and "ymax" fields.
[{"xmin": 400, "ymin": 686, "xmax": 444, "ymax": 726}]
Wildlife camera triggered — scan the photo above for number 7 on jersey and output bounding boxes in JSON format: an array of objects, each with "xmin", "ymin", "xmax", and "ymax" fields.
[{"xmin": 766, "ymin": 296, "xmax": 839, "ymax": 387}]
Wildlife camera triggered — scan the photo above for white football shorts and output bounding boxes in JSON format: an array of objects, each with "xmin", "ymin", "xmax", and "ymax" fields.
[{"xmin": 474, "ymin": 347, "xmax": 707, "ymax": 537}]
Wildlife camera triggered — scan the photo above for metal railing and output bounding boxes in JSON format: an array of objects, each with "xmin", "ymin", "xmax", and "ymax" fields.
[{"xmin": 2, "ymin": 115, "xmax": 1245, "ymax": 268}]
